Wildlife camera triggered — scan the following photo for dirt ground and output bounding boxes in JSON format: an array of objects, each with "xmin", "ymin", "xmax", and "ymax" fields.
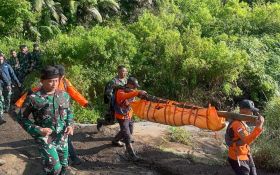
[{"xmin": 0, "ymin": 114, "xmax": 278, "ymax": 175}]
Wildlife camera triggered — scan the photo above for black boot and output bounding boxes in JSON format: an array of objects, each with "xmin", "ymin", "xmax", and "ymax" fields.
[{"xmin": 125, "ymin": 143, "xmax": 140, "ymax": 162}]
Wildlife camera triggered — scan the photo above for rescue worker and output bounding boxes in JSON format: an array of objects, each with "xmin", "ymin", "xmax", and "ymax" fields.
[
  {"xmin": 97, "ymin": 65, "xmax": 128, "ymax": 131},
  {"xmin": 54, "ymin": 64, "xmax": 91, "ymax": 165},
  {"xmin": 15, "ymin": 64, "xmax": 92, "ymax": 165},
  {"xmin": 112, "ymin": 77, "xmax": 147, "ymax": 161},
  {"xmin": 226, "ymin": 99, "xmax": 264, "ymax": 175},
  {"xmin": 0, "ymin": 53, "xmax": 21, "ymax": 112},
  {"xmin": 31, "ymin": 43, "xmax": 42, "ymax": 70},
  {"xmin": 17, "ymin": 66, "xmax": 74, "ymax": 175}
]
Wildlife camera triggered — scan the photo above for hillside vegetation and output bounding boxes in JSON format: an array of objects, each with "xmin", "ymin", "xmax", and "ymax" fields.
[{"xmin": 0, "ymin": 0, "xmax": 279, "ymax": 170}]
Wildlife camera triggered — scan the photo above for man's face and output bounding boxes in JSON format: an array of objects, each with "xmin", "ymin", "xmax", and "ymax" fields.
[
  {"xmin": 11, "ymin": 51, "xmax": 17, "ymax": 58},
  {"xmin": 118, "ymin": 68, "xmax": 128, "ymax": 79},
  {"xmin": 21, "ymin": 47, "xmax": 28, "ymax": 53},
  {"xmin": 127, "ymin": 83, "xmax": 137, "ymax": 89},
  {"xmin": 0, "ymin": 56, "xmax": 4, "ymax": 64},
  {"xmin": 41, "ymin": 77, "xmax": 59, "ymax": 92}
]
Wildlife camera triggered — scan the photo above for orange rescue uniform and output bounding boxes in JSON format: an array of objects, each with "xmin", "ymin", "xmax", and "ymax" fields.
[
  {"xmin": 114, "ymin": 89, "xmax": 139, "ymax": 120},
  {"xmin": 228, "ymin": 120, "xmax": 262, "ymax": 160},
  {"xmin": 15, "ymin": 78, "xmax": 88, "ymax": 108}
]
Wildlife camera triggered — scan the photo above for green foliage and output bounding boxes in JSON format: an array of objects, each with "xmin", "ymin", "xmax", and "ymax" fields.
[
  {"xmin": 0, "ymin": 0, "xmax": 35, "ymax": 37},
  {"xmin": 0, "ymin": 37, "xmax": 33, "ymax": 55},
  {"xmin": 168, "ymin": 127, "xmax": 191, "ymax": 145},
  {"xmin": 253, "ymin": 97, "xmax": 280, "ymax": 171}
]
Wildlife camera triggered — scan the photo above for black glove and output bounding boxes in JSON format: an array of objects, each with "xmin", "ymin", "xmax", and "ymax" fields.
[{"xmin": 86, "ymin": 102, "xmax": 94, "ymax": 110}]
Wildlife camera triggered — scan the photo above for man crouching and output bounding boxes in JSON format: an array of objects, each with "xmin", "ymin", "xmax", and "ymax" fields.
[{"xmin": 17, "ymin": 66, "xmax": 74, "ymax": 175}]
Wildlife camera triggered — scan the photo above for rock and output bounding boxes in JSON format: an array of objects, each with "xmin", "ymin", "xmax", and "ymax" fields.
[{"xmin": 0, "ymin": 159, "xmax": 6, "ymax": 166}]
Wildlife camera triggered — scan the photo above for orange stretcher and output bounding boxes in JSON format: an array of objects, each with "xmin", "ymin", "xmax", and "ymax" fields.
[{"xmin": 131, "ymin": 97, "xmax": 226, "ymax": 131}]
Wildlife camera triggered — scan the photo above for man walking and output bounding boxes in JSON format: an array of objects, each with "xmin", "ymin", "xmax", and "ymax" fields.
[
  {"xmin": 226, "ymin": 99, "xmax": 264, "ymax": 175},
  {"xmin": 97, "ymin": 65, "xmax": 128, "ymax": 130},
  {"xmin": 17, "ymin": 66, "xmax": 74, "ymax": 174},
  {"xmin": 0, "ymin": 53, "xmax": 21, "ymax": 112},
  {"xmin": 112, "ymin": 77, "xmax": 146, "ymax": 161}
]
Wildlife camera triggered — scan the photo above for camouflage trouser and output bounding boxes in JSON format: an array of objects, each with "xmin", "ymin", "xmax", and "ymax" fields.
[
  {"xmin": 36, "ymin": 133, "xmax": 69, "ymax": 175},
  {"xmin": 3, "ymin": 86, "xmax": 12, "ymax": 111}
]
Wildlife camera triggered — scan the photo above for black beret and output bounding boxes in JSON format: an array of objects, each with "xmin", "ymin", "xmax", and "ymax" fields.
[{"xmin": 41, "ymin": 66, "xmax": 60, "ymax": 80}]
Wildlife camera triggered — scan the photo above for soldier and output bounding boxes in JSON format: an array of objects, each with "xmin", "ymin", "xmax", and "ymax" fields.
[
  {"xmin": 18, "ymin": 44, "xmax": 32, "ymax": 82},
  {"xmin": 112, "ymin": 77, "xmax": 147, "ymax": 161},
  {"xmin": 97, "ymin": 65, "xmax": 128, "ymax": 131},
  {"xmin": 17, "ymin": 66, "xmax": 74, "ymax": 175},
  {"xmin": 31, "ymin": 43, "xmax": 42, "ymax": 70},
  {"xmin": 15, "ymin": 64, "xmax": 91, "ymax": 165},
  {"xmin": 8, "ymin": 50, "xmax": 22, "ymax": 103},
  {"xmin": 0, "ymin": 53, "xmax": 21, "ymax": 112},
  {"xmin": 8, "ymin": 50, "xmax": 20, "ymax": 77}
]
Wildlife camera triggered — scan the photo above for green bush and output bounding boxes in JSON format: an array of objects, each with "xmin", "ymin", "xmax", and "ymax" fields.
[
  {"xmin": 253, "ymin": 97, "xmax": 280, "ymax": 171},
  {"xmin": 0, "ymin": 0, "xmax": 35, "ymax": 37},
  {"xmin": 168, "ymin": 127, "xmax": 191, "ymax": 145}
]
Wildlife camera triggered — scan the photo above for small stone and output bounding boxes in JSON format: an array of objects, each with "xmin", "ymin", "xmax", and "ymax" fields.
[{"xmin": 0, "ymin": 159, "xmax": 6, "ymax": 166}]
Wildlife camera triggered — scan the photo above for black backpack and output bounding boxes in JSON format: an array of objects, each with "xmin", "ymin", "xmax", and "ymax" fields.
[{"xmin": 225, "ymin": 121, "xmax": 246, "ymax": 147}]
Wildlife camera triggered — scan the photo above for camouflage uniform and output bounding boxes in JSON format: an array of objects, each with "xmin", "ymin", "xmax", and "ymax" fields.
[
  {"xmin": 7, "ymin": 56, "xmax": 20, "ymax": 76},
  {"xmin": 7, "ymin": 56, "xmax": 22, "ymax": 103},
  {"xmin": 31, "ymin": 50, "xmax": 42, "ymax": 71},
  {"xmin": 18, "ymin": 89, "xmax": 74, "ymax": 175},
  {"xmin": 17, "ymin": 52, "xmax": 32, "ymax": 82}
]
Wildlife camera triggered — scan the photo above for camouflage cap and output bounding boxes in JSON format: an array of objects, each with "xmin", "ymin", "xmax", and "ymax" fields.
[{"xmin": 41, "ymin": 66, "xmax": 60, "ymax": 80}]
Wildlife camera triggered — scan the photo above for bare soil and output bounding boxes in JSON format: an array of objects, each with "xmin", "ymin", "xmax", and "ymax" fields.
[{"xmin": 0, "ymin": 114, "xmax": 278, "ymax": 175}]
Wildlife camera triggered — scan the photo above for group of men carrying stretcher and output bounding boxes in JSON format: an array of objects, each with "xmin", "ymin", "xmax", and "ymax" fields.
[{"xmin": 5, "ymin": 64, "xmax": 265, "ymax": 175}]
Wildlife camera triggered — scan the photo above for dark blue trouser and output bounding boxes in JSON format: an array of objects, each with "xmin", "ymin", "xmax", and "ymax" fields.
[
  {"xmin": 228, "ymin": 155, "xmax": 257, "ymax": 175},
  {"xmin": 114, "ymin": 118, "xmax": 134, "ymax": 145}
]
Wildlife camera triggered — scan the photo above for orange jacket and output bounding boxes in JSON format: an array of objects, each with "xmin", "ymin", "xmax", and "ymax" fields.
[
  {"xmin": 228, "ymin": 120, "xmax": 262, "ymax": 160},
  {"xmin": 59, "ymin": 78, "xmax": 88, "ymax": 107},
  {"xmin": 114, "ymin": 89, "xmax": 139, "ymax": 120},
  {"xmin": 15, "ymin": 78, "xmax": 88, "ymax": 108},
  {"xmin": 15, "ymin": 86, "xmax": 41, "ymax": 108}
]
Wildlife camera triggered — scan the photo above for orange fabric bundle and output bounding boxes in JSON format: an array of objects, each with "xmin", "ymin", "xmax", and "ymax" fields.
[{"xmin": 131, "ymin": 99, "xmax": 226, "ymax": 131}]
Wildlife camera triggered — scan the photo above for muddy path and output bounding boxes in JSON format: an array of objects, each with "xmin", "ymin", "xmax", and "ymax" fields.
[{"xmin": 0, "ymin": 114, "xmax": 278, "ymax": 175}]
